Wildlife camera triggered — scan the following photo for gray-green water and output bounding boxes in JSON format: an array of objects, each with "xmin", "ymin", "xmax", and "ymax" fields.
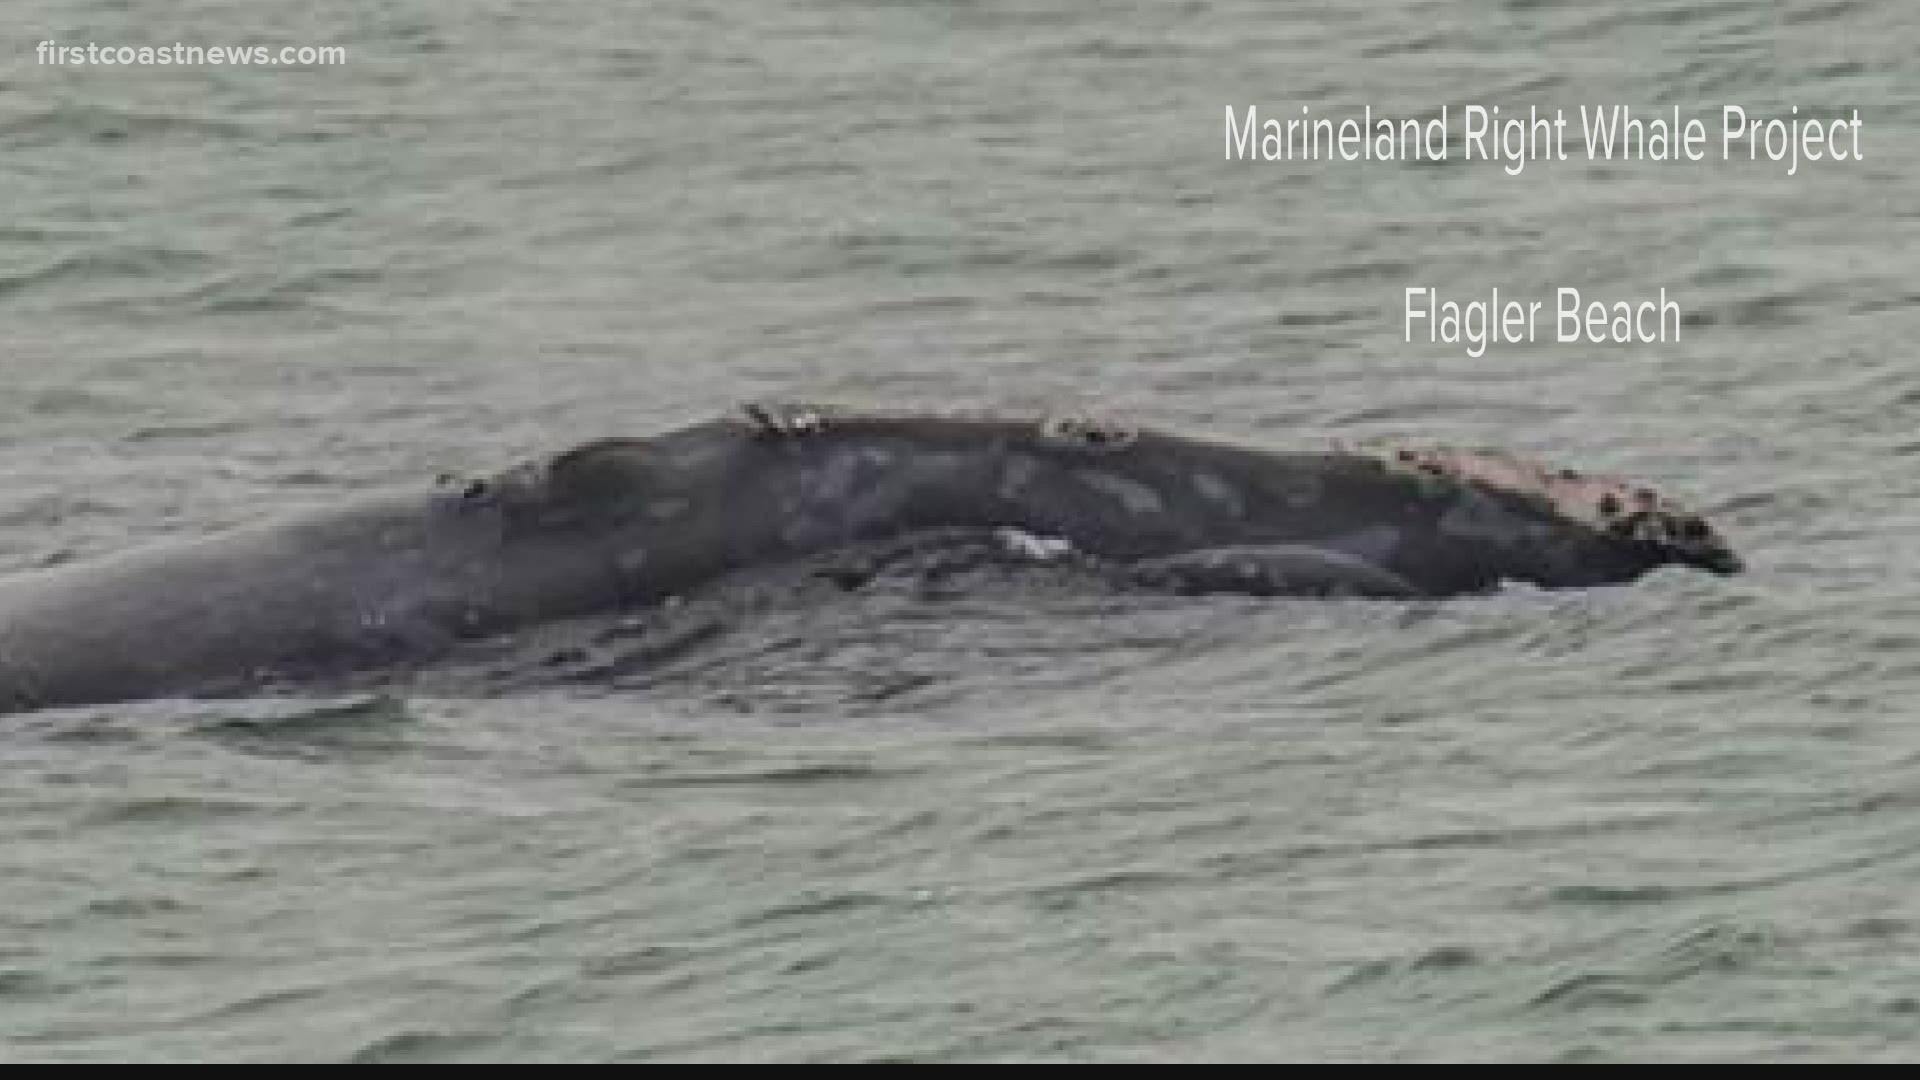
[{"xmin": 5, "ymin": 0, "xmax": 1919, "ymax": 1062}]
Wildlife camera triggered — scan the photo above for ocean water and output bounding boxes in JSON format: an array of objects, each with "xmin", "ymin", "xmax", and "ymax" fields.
[{"xmin": 4, "ymin": 0, "xmax": 1919, "ymax": 1062}]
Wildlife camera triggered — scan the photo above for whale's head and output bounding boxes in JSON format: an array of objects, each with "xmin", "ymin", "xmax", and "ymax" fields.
[{"xmin": 1353, "ymin": 443, "xmax": 1744, "ymax": 579}]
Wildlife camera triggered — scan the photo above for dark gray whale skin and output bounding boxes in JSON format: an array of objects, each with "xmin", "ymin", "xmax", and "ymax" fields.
[{"xmin": 0, "ymin": 405, "xmax": 1740, "ymax": 713}]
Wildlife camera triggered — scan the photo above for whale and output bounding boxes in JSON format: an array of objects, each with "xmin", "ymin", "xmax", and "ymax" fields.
[{"xmin": 0, "ymin": 403, "xmax": 1741, "ymax": 713}]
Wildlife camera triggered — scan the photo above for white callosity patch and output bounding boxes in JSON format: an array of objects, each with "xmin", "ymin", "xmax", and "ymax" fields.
[
  {"xmin": 1039, "ymin": 414, "xmax": 1139, "ymax": 451},
  {"xmin": 741, "ymin": 401, "xmax": 829, "ymax": 439}
]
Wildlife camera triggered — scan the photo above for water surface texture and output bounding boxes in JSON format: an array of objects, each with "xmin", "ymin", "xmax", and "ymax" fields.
[{"xmin": 4, "ymin": 0, "xmax": 1918, "ymax": 1062}]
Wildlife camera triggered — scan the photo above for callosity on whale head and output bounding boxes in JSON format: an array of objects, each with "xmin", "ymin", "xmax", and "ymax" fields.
[{"xmin": 1348, "ymin": 441, "xmax": 1743, "ymax": 578}]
